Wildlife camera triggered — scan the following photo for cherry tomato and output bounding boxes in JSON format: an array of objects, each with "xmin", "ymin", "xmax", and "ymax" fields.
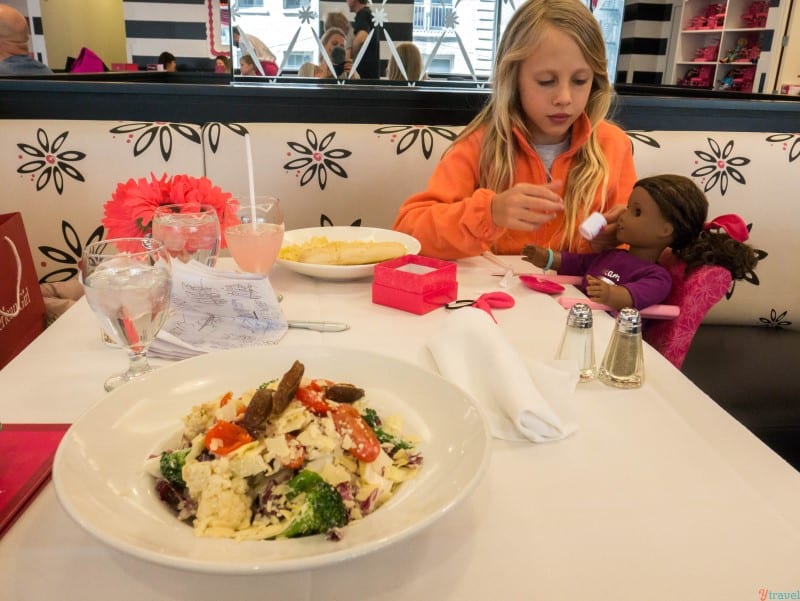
[
  {"xmin": 204, "ymin": 420, "xmax": 253, "ymax": 456},
  {"xmin": 308, "ymin": 379, "xmax": 334, "ymax": 393},
  {"xmin": 296, "ymin": 386, "xmax": 332, "ymax": 415},
  {"xmin": 281, "ymin": 434, "xmax": 306, "ymax": 469},
  {"xmin": 219, "ymin": 391, "xmax": 233, "ymax": 407},
  {"xmin": 331, "ymin": 405, "xmax": 381, "ymax": 463}
]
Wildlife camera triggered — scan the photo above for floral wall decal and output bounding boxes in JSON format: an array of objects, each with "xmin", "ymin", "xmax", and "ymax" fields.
[
  {"xmin": 321, "ymin": 215, "xmax": 361, "ymax": 227},
  {"xmin": 626, "ymin": 131, "xmax": 661, "ymax": 153},
  {"xmin": 374, "ymin": 125, "xmax": 458, "ymax": 159},
  {"xmin": 283, "ymin": 129, "xmax": 351, "ymax": 190},
  {"xmin": 765, "ymin": 133, "xmax": 800, "ymax": 163},
  {"xmin": 691, "ymin": 137, "xmax": 750, "ymax": 195},
  {"xmin": 759, "ymin": 308, "xmax": 791, "ymax": 328},
  {"xmin": 38, "ymin": 221, "xmax": 103, "ymax": 283},
  {"xmin": 16, "ymin": 129, "xmax": 86, "ymax": 195},
  {"xmin": 202, "ymin": 122, "xmax": 248, "ymax": 154},
  {"xmin": 109, "ymin": 122, "xmax": 202, "ymax": 161}
]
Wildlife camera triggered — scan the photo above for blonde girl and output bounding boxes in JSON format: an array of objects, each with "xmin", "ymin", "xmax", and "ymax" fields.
[{"xmin": 393, "ymin": 0, "xmax": 637, "ymax": 259}]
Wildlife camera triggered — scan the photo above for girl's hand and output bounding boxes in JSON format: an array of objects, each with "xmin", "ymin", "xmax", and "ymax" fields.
[
  {"xmin": 491, "ymin": 181, "xmax": 563, "ymax": 230},
  {"xmin": 589, "ymin": 204, "xmax": 626, "ymax": 251}
]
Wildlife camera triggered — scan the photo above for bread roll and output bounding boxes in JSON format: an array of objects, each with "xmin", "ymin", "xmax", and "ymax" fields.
[{"xmin": 297, "ymin": 240, "xmax": 407, "ymax": 265}]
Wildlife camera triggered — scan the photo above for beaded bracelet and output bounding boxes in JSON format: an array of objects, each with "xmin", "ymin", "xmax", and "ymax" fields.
[{"xmin": 543, "ymin": 248, "xmax": 554, "ymax": 271}]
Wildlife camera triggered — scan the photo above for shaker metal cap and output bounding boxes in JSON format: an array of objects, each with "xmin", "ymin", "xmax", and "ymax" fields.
[
  {"xmin": 567, "ymin": 302, "xmax": 593, "ymax": 328},
  {"xmin": 616, "ymin": 307, "xmax": 642, "ymax": 334}
]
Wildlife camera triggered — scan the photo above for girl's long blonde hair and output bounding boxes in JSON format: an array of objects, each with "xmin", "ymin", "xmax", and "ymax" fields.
[{"xmin": 458, "ymin": 0, "xmax": 613, "ymax": 251}]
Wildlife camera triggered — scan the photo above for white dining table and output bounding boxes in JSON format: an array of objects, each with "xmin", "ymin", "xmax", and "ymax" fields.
[{"xmin": 1, "ymin": 256, "xmax": 799, "ymax": 601}]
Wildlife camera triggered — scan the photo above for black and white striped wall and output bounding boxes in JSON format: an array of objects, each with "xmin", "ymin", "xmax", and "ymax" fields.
[
  {"xmin": 618, "ymin": 0, "xmax": 675, "ymax": 85},
  {"xmin": 123, "ymin": 0, "xmax": 221, "ymax": 70}
]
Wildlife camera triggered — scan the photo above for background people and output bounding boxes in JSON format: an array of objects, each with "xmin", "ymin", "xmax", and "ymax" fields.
[
  {"xmin": 346, "ymin": 0, "xmax": 379, "ymax": 78},
  {"xmin": 0, "ymin": 3, "xmax": 52, "ymax": 75},
  {"xmin": 386, "ymin": 42, "xmax": 423, "ymax": 81},
  {"xmin": 392, "ymin": 0, "xmax": 636, "ymax": 259},
  {"xmin": 239, "ymin": 53, "xmax": 258, "ymax": 76},
  {"xmin": 325, "ymin": 11, "xmax": 353, "ymax": 48},
  {"xmin": 214, "ymin": 55, "xmax": 231, "ymax": 73},
  {"xmin": 233, "ymin": 26, "xmax": 278, "ymax": 76},
  {"xmin": 300, "ymin": 27, "xmax": 357, "ymax": 79},
  {"xmin": 157, "ymin": 51, "xmax": 176, "ymax": 72}
]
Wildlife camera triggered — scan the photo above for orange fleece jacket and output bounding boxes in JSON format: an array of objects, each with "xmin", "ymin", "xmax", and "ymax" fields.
[{"xmin": 392, "ymin": 115, "xmax": 637, "ymax": 259}]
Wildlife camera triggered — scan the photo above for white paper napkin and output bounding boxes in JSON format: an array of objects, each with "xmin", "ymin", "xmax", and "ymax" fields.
[{"xmin": 427, "ymin": 308, "xmax": 578, "ymax": 443}]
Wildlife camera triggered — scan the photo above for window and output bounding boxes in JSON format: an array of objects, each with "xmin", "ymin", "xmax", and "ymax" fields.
[
  {"xmin": 238, "ymin": 0, "xmax": 264, "ymax": 8},
  {"xmin": 284, "ymin": 52, "xmax": 313, "ymax": 70}
]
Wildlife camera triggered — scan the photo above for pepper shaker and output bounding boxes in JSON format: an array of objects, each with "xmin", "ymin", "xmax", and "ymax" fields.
[
  {"xmin": 556, "ymin": 302, "xmax": 596, "ymax": 382},
  {"xmin": 599, "ymin": 307, "xmax": 644, "ymax": 388}
]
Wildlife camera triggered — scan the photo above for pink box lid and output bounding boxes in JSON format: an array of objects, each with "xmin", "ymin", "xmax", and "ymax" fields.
[{"xmin": 373, "ymin": 255, "xmax": 456, "ymax": 293}]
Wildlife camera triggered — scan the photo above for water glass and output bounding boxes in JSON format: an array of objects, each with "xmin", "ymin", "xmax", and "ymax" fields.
[
  {"xmin": 225, "ymin": 197, "xmax": 285, "ymax": 275},
  {"xmin": 81, "ymin": 238, "xmax": 172, "ymax": 391},
  {"xmin": 151, "ymin": 203, "xmax": 221, "ymax": 266}
]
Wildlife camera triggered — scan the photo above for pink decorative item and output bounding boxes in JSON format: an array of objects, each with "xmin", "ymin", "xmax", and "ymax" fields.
[
  {"xmin": 101, "ymin": 173, "xmax": 237, "ymax": 248},
  {"xmin": 643, "ymin": 250, "xmax": 732, "ymax": 369},
  {"xmin": 519, "ymin": 275, "xmax": 565, "ymax": 294},
  {"xmin": 372, "ymin": 255, "xmax": 457, "ymax": 314}
]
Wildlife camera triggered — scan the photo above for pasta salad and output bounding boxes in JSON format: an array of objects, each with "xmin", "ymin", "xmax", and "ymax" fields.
[{"xmin": 145, "ymin": 360, "xmax": 423, "ymax": 541}]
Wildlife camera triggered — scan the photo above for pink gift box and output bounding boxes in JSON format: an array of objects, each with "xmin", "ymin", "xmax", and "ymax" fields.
[{"xmin": 372, "ymin": 255, "xmax": 457, "ymax": 315}]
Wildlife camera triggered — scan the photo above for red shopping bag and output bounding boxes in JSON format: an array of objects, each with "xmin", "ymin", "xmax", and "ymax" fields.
[{"xmin": 0, "ymin": 213, "xmax": 46, "ymax": 369}]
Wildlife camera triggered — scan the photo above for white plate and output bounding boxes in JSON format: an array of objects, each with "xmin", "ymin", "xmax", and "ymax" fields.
[
  {"xmin": 277, "ymin": 226, "xmax": 421, "ymax": 281},
  {"xmin": 53, "ymin": 345, "xmax": 490, "ymax": 574}
]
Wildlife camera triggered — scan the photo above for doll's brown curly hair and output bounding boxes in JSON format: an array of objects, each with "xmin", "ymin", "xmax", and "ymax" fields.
[{"xmin": 635, "ymin": 174, "xmax": 758, "ymax": 280}]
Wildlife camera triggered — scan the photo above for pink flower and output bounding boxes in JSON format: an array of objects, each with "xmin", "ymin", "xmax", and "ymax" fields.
[{"xmin": 101, "ymin": 173, "xmax": 238, "ymax": 247}]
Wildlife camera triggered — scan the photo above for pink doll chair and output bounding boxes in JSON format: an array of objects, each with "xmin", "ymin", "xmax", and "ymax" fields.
[{"xmin": 643, "ymin": 249, "xmax": 732, "ymax": 369}]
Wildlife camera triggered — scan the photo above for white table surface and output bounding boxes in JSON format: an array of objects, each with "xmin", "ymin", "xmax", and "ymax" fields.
[{"xmin": 1, "ymin": 256, "xmax": 799, "ymax": 600}]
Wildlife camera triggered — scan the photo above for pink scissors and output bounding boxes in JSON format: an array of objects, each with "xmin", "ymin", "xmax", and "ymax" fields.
[{"xmin": 445, "ymin": 291, "xmax": 515, "ymax": 322}]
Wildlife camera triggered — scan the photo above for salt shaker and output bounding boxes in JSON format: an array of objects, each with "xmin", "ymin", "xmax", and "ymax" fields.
[
  {"xmin": 579, "ymin": 212, "xmax": 607, "ymax": 240},
  {"xmin": 599, "ymin": 307, "xmax": 644, "ymax": 388},
  {"xmin": 556, "ymin": 302, "xmax": 596, "ymax": 382}
]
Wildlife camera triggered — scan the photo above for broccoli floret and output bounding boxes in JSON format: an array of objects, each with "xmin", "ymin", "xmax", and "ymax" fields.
[
  {"xmin": 159, "ymin": 448, "xmax": 190, "ymax": 488},
  {"xmin": 361, "ymin": 408, "xmax": 413, "ymax": 452},
  {"xmin": 283, "ymin": 470, "xmax": 347, "ymax": 538}
]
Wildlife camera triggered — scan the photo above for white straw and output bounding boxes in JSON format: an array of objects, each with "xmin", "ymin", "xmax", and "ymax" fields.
[{"xmin": 244, "ymin": 133, "xmax": 257, "ymax": 227}]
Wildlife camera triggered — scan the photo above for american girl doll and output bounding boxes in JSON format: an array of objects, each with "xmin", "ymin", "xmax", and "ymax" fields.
[
  {"xmin": 392, "ymin": 0, "xmax": 636, "ymax": 259},
  {"xmin": 522, "ymin": 174, "xmax": 759, "ymax": 310}
]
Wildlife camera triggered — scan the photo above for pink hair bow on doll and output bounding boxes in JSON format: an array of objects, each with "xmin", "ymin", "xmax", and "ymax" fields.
[{"xmin": 702, "ymin": 214, "xmax": 749, "ymax": 242}]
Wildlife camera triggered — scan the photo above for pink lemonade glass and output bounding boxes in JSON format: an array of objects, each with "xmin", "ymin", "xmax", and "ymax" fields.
[
  {"xmin": 151, "ymin": 203, "xmax": 221, "ymax": 266},
  {"xmin": 225, "ymin": 197, "xmax": 285, "ymax": 275}
]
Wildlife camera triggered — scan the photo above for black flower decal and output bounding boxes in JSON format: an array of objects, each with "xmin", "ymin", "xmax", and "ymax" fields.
[
  {"xmin": 202, "ymin": 122, "xmax": 248, "ymax": 154},
  {"xmin": 626, "ymin": 131, "xmax": 661, "ymax": 153},
  {"xmin": 321, "ymin": 215, "xmax": 362, "ymax": 227},
  {"xmin": 16, "ymin": 129, "xmax": 86, "ymax": 195},
  {"xmin": 38, "ymin": 221, "xmax": 104, "ymax": 283},
  {"xmin": 374, "ymin": 125, "xmax": 458, "ymax": 159},
  {"xmin": 691, "ymin": 138, "xmax": 750, "ymax": 195},
  {"xmin": 765, "ymin": 133, "xmax": 800, "ymax": 163},
  {"xmin": 109, "ymin": 122, "xmax": 202, "ymax": 161},
  {"xmin": 283, "ymin": 129, "xmax": 351, "ymax": 190},
  {"xmin": 759, "ymin": 309, "xmax": 792, "ymax": 329}
]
